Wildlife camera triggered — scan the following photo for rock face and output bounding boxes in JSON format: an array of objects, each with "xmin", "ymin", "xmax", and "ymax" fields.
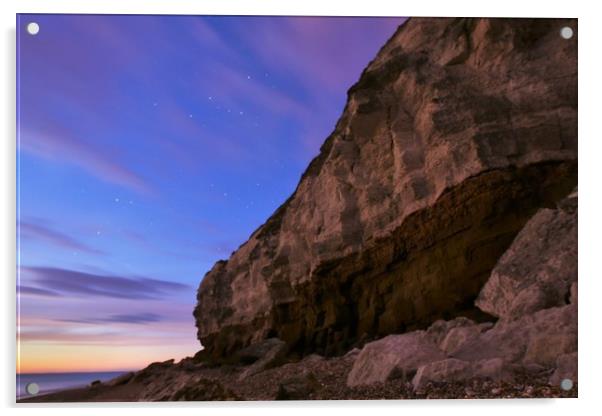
[{"xmin": 194, "ymin": 17, "xmax": 577, "ymax": 360}]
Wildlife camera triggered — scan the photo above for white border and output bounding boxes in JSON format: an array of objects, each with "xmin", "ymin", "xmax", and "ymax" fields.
[{"xmin": 2, "ymin": 0, "xmax": 600, "ymax": 415}]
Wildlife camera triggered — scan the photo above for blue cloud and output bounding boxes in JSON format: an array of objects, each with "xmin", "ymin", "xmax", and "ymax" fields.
[
  {"xmin": 19, "ymin": 220, "xmax": 104, "ymax": 255},
  {"xmin": 22, "ymin": 266, "xmax": 189, "ymax": 300},
  {"xmin": 58, "ymin": 312, "xmax": 163, "ymax": 325}
]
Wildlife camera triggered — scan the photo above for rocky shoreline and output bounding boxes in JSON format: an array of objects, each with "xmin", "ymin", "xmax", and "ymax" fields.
[{"xmin": 19, "ymin": 352, "xmax": 576, "ymax": 402}]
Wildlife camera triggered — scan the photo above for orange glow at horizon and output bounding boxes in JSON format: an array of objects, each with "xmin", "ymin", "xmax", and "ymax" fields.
[{"xmin": 17, "ymin": 341, "xmax": 200, "ymax": 374}]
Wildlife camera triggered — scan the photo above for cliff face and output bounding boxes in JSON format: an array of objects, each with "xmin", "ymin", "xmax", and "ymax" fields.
[{"xmin": 194, "ymin": 17, "xmax": 577, "ymax": 359}]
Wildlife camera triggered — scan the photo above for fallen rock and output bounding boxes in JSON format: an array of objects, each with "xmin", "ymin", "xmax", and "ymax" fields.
[
  {"xmin": 452, "ymin": 304, "xmax": 577, "ymax": 368},
  {"xmin": 275, "ymin": 372, "xmax": 321, "ymax": 400},
  {"xmin": 235, "ymin": 338, "xmax": 286, "ymax": 365},
  {"xmin": 426, "ymin": 317, "xmax": 477, "ymax": 347},
  {"xmin": 412, "ymin": 358, "xmax": 507, "ymax": 392},
  {"xmin": 346, "ymin": 331, "xmax": 446, "ymax": 387},
  {"xmin": 238, "ymin": 338, "xmax": 288, "ymax": 380},
  {"xmin": 440, "ymin": 322, "xmax": 493, "ymax": 354},
  {"xmin": 170, "ymin": 378, "xmax": 240, "ymax": 401},
  {"xmin": 476, "ymin": 191, "xmax": 577, "ymax": 320},
  {"xmin": 549, "ymin": 352, "xmax": 578, "ymax": 388}
]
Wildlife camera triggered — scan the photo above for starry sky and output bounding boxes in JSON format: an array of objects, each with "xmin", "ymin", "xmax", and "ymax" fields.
[{"xmin": 16, "ymin": 14, "xmax": 405, "ymax": 373}]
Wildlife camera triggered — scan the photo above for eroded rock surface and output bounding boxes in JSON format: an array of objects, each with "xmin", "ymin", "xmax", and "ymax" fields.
[{"xmin": 194, "ymin": 17, "xmax": 577, "ymax": 360}]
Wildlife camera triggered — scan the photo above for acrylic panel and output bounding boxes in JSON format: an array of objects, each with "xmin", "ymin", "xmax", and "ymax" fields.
[{"xmin": 16, "ymin": 14, "xmax": 578, "ymax": 402}]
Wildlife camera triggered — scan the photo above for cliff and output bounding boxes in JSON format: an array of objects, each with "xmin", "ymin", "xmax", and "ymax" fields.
[{"xmin": 194, "ymin": 17, "xmax": 577, "ymax": 360}]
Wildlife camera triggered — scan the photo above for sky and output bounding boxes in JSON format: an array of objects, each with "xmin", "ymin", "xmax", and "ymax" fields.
[{"xmin": 16, "ymin": 14, "xmax": 405, "ymax": 373}]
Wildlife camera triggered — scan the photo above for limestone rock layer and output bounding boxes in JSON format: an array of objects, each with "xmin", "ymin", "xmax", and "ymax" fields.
[{"xmin": 194, "ymin": 17, "xmax": 577, "ymax": 359}]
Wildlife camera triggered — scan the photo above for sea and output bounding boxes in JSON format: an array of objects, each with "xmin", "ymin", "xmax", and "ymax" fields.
[{"xmin": 17, "ymin": 371, "xmax": 127, "ymax": 399}]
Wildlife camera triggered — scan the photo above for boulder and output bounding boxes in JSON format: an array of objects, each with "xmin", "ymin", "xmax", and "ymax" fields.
[
  {"xmin": 170, "ymin": 378, "xmax": 240, "ymax": 401},
  {"xmin": 549, "ymin": 352, "xmax": 577, "ymax": 387},
  {"xmin": 425, "ymin": 317, "xmax": 477, "ymax": 347},
  {"xmin": 235, "ymin": 338, "xmax": 287, "ymax": 365},
  {"xmin": 275, "ymin": 372, "xmax": 321, "ymax": 400},
  {"xmin": 440, "ymin": 322, "xmax": 493, "ymax": 354},
  {"xmin": 346, "ymin": 331, "xmax": 446, "ymax": 387},
  {"xmin": 476, "ymin": 191, "xmax": 577, "ymax": 320},
  {"xmin": 412, "ymin": 358, "xmax": 507, "ymax": 392},
  {"xmin": 452, "ymin": 304, "xmax": 577, "ymax": 368},
  {"xmin": 238, "ymin": 338, "xmax": 288, "ymax": 380}
]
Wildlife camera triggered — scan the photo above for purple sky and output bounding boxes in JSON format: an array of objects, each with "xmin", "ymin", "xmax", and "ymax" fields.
[{"xmin": 16, "ymin": 14, "xmax": 405, "ymax": 372}]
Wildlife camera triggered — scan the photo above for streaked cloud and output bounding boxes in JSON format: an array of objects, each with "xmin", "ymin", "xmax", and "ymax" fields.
[
  {"xmin": 19, "ymin": 126, "xmax": 153, "ymax": 195},
  {"xmin": 21, "ymin": 266, "xmax": 189, "ymax": 300},
  {"xmin": 19, "ymin": 220, "xmax": 104, "ymax": 255},
  {"xmin": 58, "ymin": 312, "xmax": 163, "ymax": 325},
  {"xmin": 17, "ymin": 285, "xmax": 59, "ymax": 297}
]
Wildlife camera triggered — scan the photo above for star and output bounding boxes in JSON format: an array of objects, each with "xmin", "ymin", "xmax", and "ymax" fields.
[
  {"xmin": 114, "ymin": 197, "xmax": 120, "ymax": 202},
  {"xmin": 153, "ymin": 102, "xmax": 158, "ymax": 107},
  {"xmin": 189, "ymin": 114, "xmax": 193, "ymax": 118},
  {"xmin": 239, "ymin": 111, "xmax": 244, "ymax": 115},
  {"xmin": 247, "ymin": 75, "xmax": 251, "ymax": 79}
]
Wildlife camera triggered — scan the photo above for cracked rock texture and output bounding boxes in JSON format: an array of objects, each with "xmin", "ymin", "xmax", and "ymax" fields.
[{"xmin": 194, "ymin": 17, "xmax": 577, "ymax": 360}]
